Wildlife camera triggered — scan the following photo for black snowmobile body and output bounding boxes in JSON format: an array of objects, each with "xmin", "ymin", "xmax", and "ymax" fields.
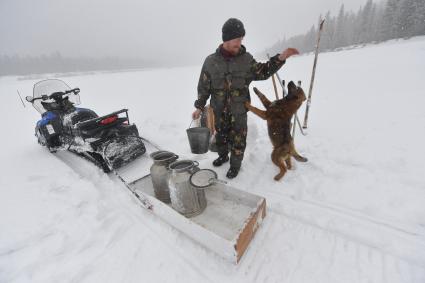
[{"xmin": 27, "ymin": 79, "xmax": 146, "ymax": 172}]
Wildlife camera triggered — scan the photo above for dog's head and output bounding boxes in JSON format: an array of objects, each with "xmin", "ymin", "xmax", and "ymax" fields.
[{"xmin": 285, "ymin": 81, "xmax": 306, "ymax": 102}]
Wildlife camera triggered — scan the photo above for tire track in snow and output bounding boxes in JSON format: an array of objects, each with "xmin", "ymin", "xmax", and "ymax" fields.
[
  {"xmin": 254, "ymin": 189, "xmax": 425, "ymax": 269},
  {"xmin": 247, "ymin": 211, "xmax": 423, "ymax": 283},
  {"xmin": 54, "ymin": 151, "xmax": 216, "ymax": 283},
  {"xmin": 244, "ymin": 154, "xmax": 425, "ymax": 270}
]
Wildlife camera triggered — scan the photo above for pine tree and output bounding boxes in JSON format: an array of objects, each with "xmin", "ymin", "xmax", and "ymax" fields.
[
  {"xmin": 410, "ymin": 0, "xmax": 425, "ymax": 36},
  {"xmin": 344, "ymin": 11, "xmax": 357, "ymax": 46},
  {"xmin": 382, "ymin": 0, "xmax": 401, "ymax": 40},
  {"xmin": 397, "ymin": 0, "xmax": 417, "ymax": 37},
  {"xmin": 335, "ymin": 4, "xmax": 348, "ymax": 48},
  {"xmin": 358, "ymin": 0, "xmax": 375, "ymax": 43},
  {"xmin": 321, "ymin": 11, "xmax": 336, "ymax": 50},
  {"xmin": 303, "ymin": 25, "xmax": 317, "ymax": 53}
]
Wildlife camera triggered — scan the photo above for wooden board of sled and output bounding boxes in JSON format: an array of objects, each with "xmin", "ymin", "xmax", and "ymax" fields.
[{"xmin": 128, "ymin": 175, "xmax": 266, "ymax": 263}]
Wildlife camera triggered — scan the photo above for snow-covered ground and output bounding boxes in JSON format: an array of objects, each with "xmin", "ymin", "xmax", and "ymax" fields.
[{"xmin": 1, "ymin": 36, "xmax": 425, "ymax": 283}]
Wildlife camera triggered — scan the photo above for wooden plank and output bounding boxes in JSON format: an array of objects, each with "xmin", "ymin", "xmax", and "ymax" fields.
[{"xmin": 235, "ymin": 198, "xmax": 267, "ymax": 263}]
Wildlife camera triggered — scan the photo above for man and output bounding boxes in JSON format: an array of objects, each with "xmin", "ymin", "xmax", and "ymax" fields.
[{"xmin": 192, "ymin": 18, "xmax": 299, "ymax": 179}]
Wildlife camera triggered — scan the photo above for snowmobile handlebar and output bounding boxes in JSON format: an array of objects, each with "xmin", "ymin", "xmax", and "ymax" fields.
[{"xmin": 26, "ymin": 88, "xmax": 80, "ymax": 103}]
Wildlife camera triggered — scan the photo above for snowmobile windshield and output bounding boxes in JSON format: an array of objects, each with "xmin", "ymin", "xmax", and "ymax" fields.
[{"xmin": 32, "ymin": 79, "xmax": 81, "ymax": 114}]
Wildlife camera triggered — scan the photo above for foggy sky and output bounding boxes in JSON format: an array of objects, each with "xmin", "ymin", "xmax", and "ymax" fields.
[{"xmin": 1, "ymin": 0, "xmax": 367, "ymax": 65}]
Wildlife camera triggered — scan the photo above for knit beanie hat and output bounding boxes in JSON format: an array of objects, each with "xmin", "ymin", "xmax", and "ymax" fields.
[{"xmin": 222, "ymin": 18, "xmax": 245, "ymax": 42}]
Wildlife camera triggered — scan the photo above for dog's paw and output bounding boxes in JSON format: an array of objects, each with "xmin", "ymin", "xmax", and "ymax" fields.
[{"xmin": 274, "ymin": 173, "xmax": 284, "ymax": 181}]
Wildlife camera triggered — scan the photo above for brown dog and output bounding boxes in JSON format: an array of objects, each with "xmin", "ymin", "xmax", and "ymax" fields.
[{"xmin": 245, "ymin": 81, "xmax": 308, "ymax": 180}]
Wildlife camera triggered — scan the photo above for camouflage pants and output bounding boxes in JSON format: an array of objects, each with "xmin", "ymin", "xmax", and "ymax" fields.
[{"xmin": 214, "ymin": 110, "xmax": 248, "ymax": 169}]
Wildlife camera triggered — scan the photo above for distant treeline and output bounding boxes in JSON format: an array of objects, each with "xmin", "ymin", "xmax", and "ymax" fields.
[
  {"xmin": 0, "ymin": 52, "xmax": 155, "ymax": 76},
  {"xmin": 260, "ymin": 0, "xmax": 425, "ymax": 56}
]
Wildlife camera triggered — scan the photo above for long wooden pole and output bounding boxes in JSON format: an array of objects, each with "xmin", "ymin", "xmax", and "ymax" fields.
[
  {"xmin": 267, "ymin": 53, "xmax": 280, "ymax": 100},
  {"xmin": 292, "ymin": 81, "xmax": 303, "ymax": 138},
  {"xmin": 303, "ymin": 19, "xmax": 325, "ymax": 129},
  {"xmin": 271, "ymin": 75, "xmax": 279, "ymax": 100}
]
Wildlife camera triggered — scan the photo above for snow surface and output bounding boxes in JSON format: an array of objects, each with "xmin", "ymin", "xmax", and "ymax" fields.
[{"xmin": 1, "ymin": 37, "xmax": 425, "ymax": 282}]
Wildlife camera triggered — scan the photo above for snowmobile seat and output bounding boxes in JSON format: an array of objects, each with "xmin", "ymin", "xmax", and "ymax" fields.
[
  {"xmin": 71, "ymin": 109, "xmax": 98, "ymax": 125},
  {"xmin": 41, "ymin": 97, "xmax": 75, "ymax": 112},
  {"xmin": 75, "ymin": 109, "xmax": 131, "ymax": 138}
]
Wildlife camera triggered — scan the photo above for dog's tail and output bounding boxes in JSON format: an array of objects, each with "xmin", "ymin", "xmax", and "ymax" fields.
[
  {"xmin": 290, "ymin": 140, "xmax": 308, "ymax": 162},
  {"xmin": 292, "ymin": 151, "xmax": 308, "ymax": 162}
]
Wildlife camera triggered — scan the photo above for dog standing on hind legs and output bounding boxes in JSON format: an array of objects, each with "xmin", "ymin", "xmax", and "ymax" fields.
[{"xmin": 245, "ymin": 81, "xmax": 308, "ymax": 181}]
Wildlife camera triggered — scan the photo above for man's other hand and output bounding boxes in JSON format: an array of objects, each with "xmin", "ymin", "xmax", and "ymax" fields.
[
  {"xmin": 278, "ymin": 48, "xmax": 299, "ymax": 61},
  {"xmin": 192, "ymin": 109, "xmax": 202, "ymax": 120}
]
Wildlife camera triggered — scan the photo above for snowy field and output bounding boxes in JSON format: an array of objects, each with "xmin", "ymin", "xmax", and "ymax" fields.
[{"xmin": 1, "ymin": 37, "xmax": 425, "ymax": 283}]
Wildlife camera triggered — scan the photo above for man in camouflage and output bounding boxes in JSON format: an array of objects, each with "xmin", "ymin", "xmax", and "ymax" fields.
[{"xmin": 192, "ymin": 18, "xmax": 299, "ymax": 179}]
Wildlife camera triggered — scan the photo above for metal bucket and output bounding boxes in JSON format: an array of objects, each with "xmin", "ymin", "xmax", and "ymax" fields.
[
  {"xmin": 150, "ymin": 151, "xmax": 178, "ymax": 203},
  {"xmin": 168, "ymin": 160, "xmax": 207, "ymax": 217},
  {"xmin": 186, "ymin": 127, "xmax": 210, "ymax": 154}
]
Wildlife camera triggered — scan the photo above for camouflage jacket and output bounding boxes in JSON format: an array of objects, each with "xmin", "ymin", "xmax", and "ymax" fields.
[{"xmin": 194, "ymin": 45, "xmax": 285, "ymax": 115}]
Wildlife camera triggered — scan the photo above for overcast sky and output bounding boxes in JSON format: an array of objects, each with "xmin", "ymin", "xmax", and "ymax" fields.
[{"xmin": 1, "ymin": 0, "xmax": 368, "ymax": 65}]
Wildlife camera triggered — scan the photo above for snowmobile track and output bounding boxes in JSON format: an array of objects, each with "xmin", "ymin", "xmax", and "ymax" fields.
[{"xmin": 251, "ymin": 188, "xmax": 425, "ymax": 268}]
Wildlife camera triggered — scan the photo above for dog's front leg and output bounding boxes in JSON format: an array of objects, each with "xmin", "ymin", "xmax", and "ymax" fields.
[
  {"xmin": 245, "ymin": 102, "xmax": 267, "ymax": 120},
  {"xmin": 253, "ymin": 87, "xmax": 272, "ymax": 108}
]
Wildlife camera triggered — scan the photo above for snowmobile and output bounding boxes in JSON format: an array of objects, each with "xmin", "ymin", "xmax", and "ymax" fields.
[{"xmin": 26, "ymin": 79, "xmax": 146, "ymax": 172}]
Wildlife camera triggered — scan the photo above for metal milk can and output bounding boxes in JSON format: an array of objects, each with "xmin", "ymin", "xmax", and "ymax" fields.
[
  {"xmin": 150, "ymin": 151, "xmax": 178, "ymax": 203},
  {"xmin": 168, "ymin": 160, "xmax": 207, "ymax": 217}
]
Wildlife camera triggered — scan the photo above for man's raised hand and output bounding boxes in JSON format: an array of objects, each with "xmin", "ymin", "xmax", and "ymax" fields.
[{"xmin": 278, "ymin": 48, "xmax": 299, "ymax": 61}]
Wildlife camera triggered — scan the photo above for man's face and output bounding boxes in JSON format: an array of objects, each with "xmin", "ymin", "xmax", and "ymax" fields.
[{"xmin": 223, "ymin": 37, "xmax": 243, "ymax": 55}]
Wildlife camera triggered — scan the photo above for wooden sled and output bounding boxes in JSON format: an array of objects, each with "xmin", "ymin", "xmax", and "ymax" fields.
[{"xmin": 129, "ymin": 176, "xmax": 266, "ymax": 263}]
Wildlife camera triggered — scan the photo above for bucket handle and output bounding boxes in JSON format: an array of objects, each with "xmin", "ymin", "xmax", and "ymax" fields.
[
  {"xmin": 188, "ymin": 161, "xmax": 199, "ymax": 174},
  {"xmin": 191, "ymin": 177, "xmax": 227, "ymax": 190},
  {"xmin": 188, "ymin": 119, "xmax": 194, "ymax": 129},
  {"xmin": 167, "ymin": 154, "xmax": 179, "ymax": 165},
  {"xmin": 209, "ymin": 178, "xmax": 227, "ymax": 185},
  {"xmin": 170, "ymin": 154, "xmax": 179, "ymax": 161}
]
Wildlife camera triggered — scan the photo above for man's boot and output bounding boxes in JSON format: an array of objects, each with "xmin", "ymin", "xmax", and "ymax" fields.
[
  {"xmin": 226, "ymin": 167, "xmax": 240, "ymax": 179},
  {"xmin": 212, "ymin": 155, "xmax": 229, "ymax": 167}
]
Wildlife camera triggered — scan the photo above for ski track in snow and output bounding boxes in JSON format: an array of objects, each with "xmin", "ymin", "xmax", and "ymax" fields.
[{"xmin": 1, "ymin": 36, "xmax": 425, "ymax": 282}]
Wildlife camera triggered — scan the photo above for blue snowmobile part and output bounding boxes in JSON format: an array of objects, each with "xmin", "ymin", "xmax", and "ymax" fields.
[{"xmin": 37, "ymin": 111, "xmax": 57, "ymax": 127}]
